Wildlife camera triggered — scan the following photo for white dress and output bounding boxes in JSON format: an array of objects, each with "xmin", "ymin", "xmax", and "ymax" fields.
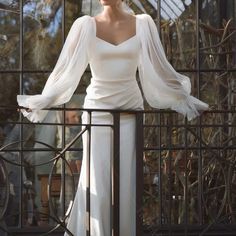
[{"xmin": 17, "ymin": 14, "xmax": 209, "ymax": 236}]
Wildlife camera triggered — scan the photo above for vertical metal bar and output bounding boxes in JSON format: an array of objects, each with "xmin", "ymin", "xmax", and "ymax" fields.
[
  {"xmin": 157, "ymin": 0, "xmax": 162, "ymax": 225},
  {"xmin": 136, "ymin": 112, "xmax": 144, "ymax": 236},
  {"xmin": 158, "ymin": 112, "xmax": 163, "ymax": 225},
  {"xmin": 157, "ymin": 0, "xmax": 161, "ymax": 33},
  {"xmin": 19, "ymin": 0, "xmax": 23, "ymax": 228},
  {"xmin": 184, "ymin": 117, "xmax": 188, "ymax": 236},
  {"xmin": 112, "ymin": 112, "xmax": 120, "ymax": 236},
  {"xmin": 157, "ymin": 4, "xmax": 163, "ymax": 227},
  {"xmin": 167, "ymin": 114, "xmax": 172, "ymax": 235},
  {"xmin": 75, "ymin": 0, "xmax": 82, "ymax": 16},
  {"xmin": 61, "ymin": 0, "xmax": 66, "ymax": 217},
  {"xmin": 86, "ymin": 111, "xmax": 91, "ymax": 236},
  {"xmin": 196, "ymin": 0, "xmax": 203, "ymax": 226},
  {"xmin": 90, "ymin": 0, "xmax": 93, "ymax": 15}
]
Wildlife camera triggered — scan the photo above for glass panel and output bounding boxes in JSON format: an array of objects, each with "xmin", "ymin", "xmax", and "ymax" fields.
[
  {"xmin": 20, "ymin": 69, "xmax": 64, "ymax": 227},
  {"xmin": 23, "ymin": 150, "xmax": 55, "ymax": 226},
  {"xmin": 200, "ymin": 110, "xmax": 236, "ymax": 224},
  {"xmin": 130, "ymin": 0, "xmax": 157, "ymax": 15},
  {"xmin": 22, "ymin": 72, "xmax": 48, "ymax": 94},
  {"xmin": 171, "ymin": 149, "xmax": 188, "ymax": 225},
  {"xmin": 229, "ymin": 159, "xmax": 236, "ymax": 224},
  {"xmin": 143, "ymin": 150, "xmax": 160, "ymax": 227},
  {"xmin": 2, "ymin": 152, "xmax": 21, "ymax": 227},
  {"xmin": 0, "ymin": 73, "xmax": 20, "ymax": 147},
  {"xmin": 160, "ymin": 149, "xmax": 173, "ymax": 224},
  {"xmin": 200, "ymin": 0, "xmax": 236, "ymax": 70},
  {"xmin": 201, "ymin": 149, "xmax": 227, "ymax": 224},
  {"xmin": 160, "ymin": 0, "xmax": 196, "ymax": 70},
  {"xmin": 23, "ymin": 0, "xmax": 63, "ymax": 70},
  {"xmin": 0, "ymin": 73, "xmax": 20, "ymax": 122},
  {"xmin": 22, "ymin": 116, "xmax": 61, "ymax": 226},
  {"xmin": 82, "ymin": 0, "xmax": 102, "ymax": 16},
  {"xmin": 200, "ymin": 72, "xmax": 235, "ymax": 108},
  {"xmin": 1, "ymin": 121, "xmax": 21, "ymax": 151},
  {"xmin": 65, "ymin": 0, "xmax": 83, "ymax": 30},
  {"xmin": 74, "ymin": 71, "xmax": 91, "ymax": 95},
  {"xmin": 59, "ymin": 91, "xmax": 86, "ymax": 202},
  {"xmin": 64, "ymin": 98, "xmax": 83, "ymax": 188},
  {"xmin": 187, "ymin": 149, "xmax": 201, "ymax": 224},
  {"xmin": 0, "ymin": 2, "xmax": 20, "ymax": 70}
]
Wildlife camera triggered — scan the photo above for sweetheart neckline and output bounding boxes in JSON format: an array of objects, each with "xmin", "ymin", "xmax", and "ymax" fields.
[
  {"xmin": 92, "ymin": 16, "xmax": 137, "ymax": 47},
  {"xmin": 95, "ymin": 34, "xmax": 137, "ymax": 47}
]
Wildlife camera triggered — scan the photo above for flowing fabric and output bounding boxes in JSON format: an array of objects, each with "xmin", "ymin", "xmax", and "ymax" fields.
[
  {"xmin": 17, "ymin": 16, "xmax": 91, "ymax": 122},
  {"xmin": 137, "ymin": 14, "xmax": 209, "ymax": 120},
  {"xmin": 17, "ymin": 14, "xmax": 208, "ymax": 121}
]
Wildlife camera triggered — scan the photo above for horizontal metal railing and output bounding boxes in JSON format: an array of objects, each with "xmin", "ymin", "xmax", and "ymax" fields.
[{"xmin": 0, "ymin": 106, "xmax": 236, "ymax": 235}]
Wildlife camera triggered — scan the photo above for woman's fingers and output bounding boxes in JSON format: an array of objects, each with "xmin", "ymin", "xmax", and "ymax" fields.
[{"xmin": 17, "ymin": 108, "xmax": 32, "ymax": 113}]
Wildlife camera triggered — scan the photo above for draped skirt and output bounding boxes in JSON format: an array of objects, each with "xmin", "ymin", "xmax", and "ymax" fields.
[{"xmin": 64, "ymin": 112, "xmax": 136, "ymax": 236}]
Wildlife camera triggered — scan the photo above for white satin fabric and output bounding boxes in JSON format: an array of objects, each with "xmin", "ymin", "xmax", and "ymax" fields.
[
  {"xmin": 66, "ymin": 111, "xmax": 137, "ymax": 236},
  {"xmin": 17, "ymin": 14, "xmax": 208, "ymax": 122},
  {"xmin": 84, "ymin": 17, "xmax": 143, "ymax": 111}
]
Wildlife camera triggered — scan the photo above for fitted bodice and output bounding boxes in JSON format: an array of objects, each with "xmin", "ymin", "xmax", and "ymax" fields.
[
  {"xmin": 84, "ymin": 29, "xmax": 144, "ymax": 110},
  {"xmin": 90, "ymin": 35, "xmax": 139, "ymax": 80}
]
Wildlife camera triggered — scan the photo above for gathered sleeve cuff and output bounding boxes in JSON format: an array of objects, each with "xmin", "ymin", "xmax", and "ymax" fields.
[
  {"xmin": 17, "ymin": 15, "xmax": 91, "ymax": 122},
  {"xmin": 137, "ymin": 14, "xmax": 209, "ymax": 121}
]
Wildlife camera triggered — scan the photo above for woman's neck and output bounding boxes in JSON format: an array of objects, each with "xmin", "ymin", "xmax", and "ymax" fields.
[{"xmin": 100, "ymin": 4, "xmax": 126, "ymax": 22}]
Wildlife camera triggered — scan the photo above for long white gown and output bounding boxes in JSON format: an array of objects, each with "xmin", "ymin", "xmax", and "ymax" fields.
[{"xmin": 17, "ymin": 14, "xmax": 209, "ymax": 236}]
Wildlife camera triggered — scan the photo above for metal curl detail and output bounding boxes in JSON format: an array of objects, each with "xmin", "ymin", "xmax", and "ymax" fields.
[
  {"xmin": 0, "ymin": 125, "xmax": 87, "ymax": 167},
  {"xmin": 0, "ymin": 158, "xmax": 9, "ymax": 220},
  {"xmin": 0, "ymin": 125, "xmax": 88, "ymax": 235}
]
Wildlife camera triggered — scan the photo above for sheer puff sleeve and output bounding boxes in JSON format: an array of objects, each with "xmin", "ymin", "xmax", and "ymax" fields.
[
  {"xmin": 17, "ymin": 15, "xmax": 91, "ymax": 123},
  {"xmin": 137, "ymin": 14, "xmax": 209, "ymax": 121}
]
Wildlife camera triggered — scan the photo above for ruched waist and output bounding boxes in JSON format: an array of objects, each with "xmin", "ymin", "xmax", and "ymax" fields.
[
  {"xmin": 89, "ymin": 75, "xmax": 137, "ymax": 82},
  {"xmin": 84, "ymin": 77, "xmax": 144, "ymax": 110}
]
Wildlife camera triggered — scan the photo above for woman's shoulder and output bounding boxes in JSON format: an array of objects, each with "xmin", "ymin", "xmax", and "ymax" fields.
[
  {"xmin": 135, "ymin": 13, "xmax": 152, "ymax": 20},
  {"xmin": 73, "ymin": 15, "xmax": 94, "ymax": 26},
  {"xmin": 135, "ymin": 13, "xmax": 156, "ymax": 30}
]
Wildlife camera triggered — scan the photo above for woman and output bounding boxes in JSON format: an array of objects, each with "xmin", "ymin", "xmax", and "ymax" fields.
[{"xmin": 17, "ymin": 0, "xmax": 209, "ymax": 235}]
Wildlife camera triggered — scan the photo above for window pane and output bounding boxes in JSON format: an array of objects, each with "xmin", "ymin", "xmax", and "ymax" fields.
[
  {"xmin": 23, "ymin": 0, "xmax": 63, "ymax": 70},
  {"xmin": 0, "ymin": 6, "xmax": 20, "ymax": 70},
  {"xmin": 128, "ymin": 0, "xmax": 158, "ymax": 15},
  {"xmin": 22, "ymin": 72, "xmax": 48, "ymax": 94},
  {"xmin": 200, "ymin": 72, "xmax": 236, "ymax": 107},
  {"xmin": 160, "ymin": 0, "xmax": 196, "ymax": 70},
  {"xmin": 65, "ymin": 0, "xmax": 84, "ymax": 29},
  {"xmin": 82, "ymin": 0, "xmax": 102, "ymax": 16},
  {"xmin": 1, "ymin": 152, "xmax": 21, "ymax": 227},
  {"xmin": 200, "ymin": 0, "xmax": 236, "ymax": 70},
  {"xmin": 0, "ymin": 73, "xmax": 20, "ymax": 139}
]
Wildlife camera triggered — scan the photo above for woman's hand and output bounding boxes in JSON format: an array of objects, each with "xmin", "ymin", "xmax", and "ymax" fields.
[{"xmin": 17, "ymin": 108, "xmax": 32, "ymax": 113}]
